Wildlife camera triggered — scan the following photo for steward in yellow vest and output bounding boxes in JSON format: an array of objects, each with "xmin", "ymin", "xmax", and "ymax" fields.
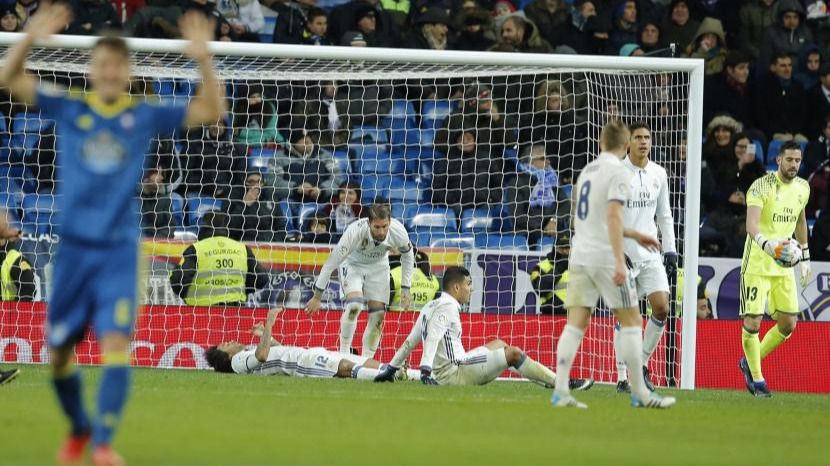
[
  {"xmin": 530, "ymin": 233, "xmax": 570, "ymax": 315},
  {"xmin": 389, "ymin": 248, "xmax": 439, "ymax": 310},
  {"xmin": 170, "ymin": 212, "xmax": 268, "ymax": 306},
  {"xmin": 0, "ymin": 241, "xmax": 35, "ymax": 301}
]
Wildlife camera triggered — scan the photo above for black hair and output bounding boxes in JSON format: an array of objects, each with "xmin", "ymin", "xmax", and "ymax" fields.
[
  {"xmin": 628, "ymin": 120, "xmax": 650, "ymax": 134},
  {"xmin": 442, "ymin": 266, "xmax": 471, "ymax": 290},
  {"xmin": 771, "ymin": 51, "xmax": 793, "ymax": 66},
  {"xmin": 779, "ymin": 140, "xmax": 802, "ymax": 156},
  {"xmin": 307, "ymin": 6, "xmax": 327, "ymax": 21},
  {"xmin": 198, "ymin": 211, "xmax": 230, "ymax": 240},
  {"xmin": 205, "ymin": 346, "xmax": 233, "ymax": 373}
]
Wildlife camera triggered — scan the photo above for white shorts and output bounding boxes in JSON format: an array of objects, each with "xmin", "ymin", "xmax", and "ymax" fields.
[
  {"xmin": 564, "ymin": 264, "xmax": 638, "ymax": 310},
  {"xmin": 435, "ymin": 346, "xmax": 508, "ymax": 386},
  {"xmin": 295, "ymin": 347, "xmax": 368, "ymax": 378},
  {"xmin": 632, "ymin": 261, "xmax": 670, "ymax": 299},
  {"xmin": 339, "ymin": 263, "xmax": 390, "ymax": 304}
]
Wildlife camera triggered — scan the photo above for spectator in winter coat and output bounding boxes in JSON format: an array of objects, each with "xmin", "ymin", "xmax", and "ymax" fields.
[
  {"xmin": 277, "ymin": 129, "xmax": 344, "ymax": 204},
  {"xmin": 405, "ymin": 7, "xmax": 453, "ymax": 50},
  {"xmin": 807, "ymin": 63, "xmax": 830, "ymax": 139},
  {"xmin": 802, "ymin": 115, "xmax": 830, "ymax": 177},
  {"xmin": 638, "ymin": 20, "xmax": 661, "ymax": 54},
  {"xmin": 523, "ymin": 0, "xmax": 569, "ymax": 48},
  {"xmin": 738, "ymin": 0, "xmax": 778, "ymax": 60},
  {"xmin": 795, "ymin": 44, "xmax": 823, "ymax": 91},
  {"xmin": 226, "ymin": 172, "xmax": 287, "ymax": 243},
  {"xmin": 184, "ymin": 119, "xmax": 247, "ymax": 199},
  {"xmin": 67, "ymin": 0, "xmax": 121, "ymax": 35},
  {"xmin": 703, "ymin": 114, "xmax": 743, "ymax": 178},
  {"xmin": 607, "ymin": 0, "xmax": 639, "ymax": 56},
  {"xmin": 686, "ymin": 17, "xmax": 728, "ymax": 76},
  {"xmin": 703, "ymin": 50, "xmax": 756, "ymax": 129},
  {"xmin": 140, "ymin": 169, "xmax": 175, "ymax": 239},
  {"xmin": 489, "ymin": 14, "xmax": 553, "ymax": 54},
  {"xmin": 560, "ymin": 2, "xmax": 609, "ymax": 55},
  {"xmin": 299, "ymin": 7, "xmax": 330, "ymax": 45},
  {"xmin": 754, "ymin": 52, "xmax": 809, "ymax": 142},
  {"xmin": 759, "ymin": 0, "xmax": 812, "ymax": 69},
  {"xmin": 232, "ymin": 83, "xmax": 284, "ymax": 147},
  {"xmin": 712, "ymin": 133, "xmax": 766, "ymax": 206},
  {"xmin": 454, "ymin": 6, "xmax": 496, "ymax": 51},
  {"xmin": 327, "ymin": 0, "xmax": 398, "ymax": 48},
  {"xmin": 431, "ymin": 127, "xmax": 504, "ymax": 213},
  {"xmin": 660, "ymin": 0, "xmax": 698, "ymax": 53}
]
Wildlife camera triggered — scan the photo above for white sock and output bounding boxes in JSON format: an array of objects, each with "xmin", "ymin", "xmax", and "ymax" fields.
[
  {"xmin": 613, "ymin": 321, "xmax": 627, "ymax": 382},
  {"xmin": 618, "ymin": 326, "xmax": 649, "ymax": 400},
  {"xmin": 352, "ymin": 365, "xmax": 380, "ymax": 381},
  {"xmin": 554, "ymin": 324, "xmax": 585, "ymax": 397},
  {"xmin": 642, "ymin": 315, "xmax": 666, "ymax": 366},
  {"xmin": 362, "ymin": 310, "xmax": 385, "ymax": 358},
  {"xmin": 340, "ymin": 300, "xmax": 362, "ymax": 353},
  {"xmin": 515, "ymin": 353, "xmax": 556, "ymax": 386}
]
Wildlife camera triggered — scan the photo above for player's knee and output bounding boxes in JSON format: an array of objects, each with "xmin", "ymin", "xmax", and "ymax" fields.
[
  {"xmin": 742, "ymin": 316, "xmax": 762, "ymax": 332},
  {"xmin": 505, "ymin": 346, "xmax": 523, "ymax": 367},
  {"xmin": 344, "ymin": 299, "xmax": 364, "ymax": 320},
  {"xmin": 778, "ymin": 319, "xmax": 796, "ymax": 336},
  {"xmin": 651, "ymin": 304, "xmax": 669, "ymax": 321}
]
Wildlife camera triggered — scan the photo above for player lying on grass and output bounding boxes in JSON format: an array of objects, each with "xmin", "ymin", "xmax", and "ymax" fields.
[
  {"xmin": 206, "ymin": 308, "xmax": 421, "ymax": 380},
  {"xmin": 374, "ymin": 266, "xmax": 594, "ymax": 390}
]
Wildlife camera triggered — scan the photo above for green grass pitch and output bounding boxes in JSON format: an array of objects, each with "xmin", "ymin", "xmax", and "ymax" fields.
[{"xmin": 1, "ymin": 366, "xmax": 829, "ymax": 466}]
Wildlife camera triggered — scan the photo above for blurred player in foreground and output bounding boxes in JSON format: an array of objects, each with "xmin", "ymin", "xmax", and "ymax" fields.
[
  {"xmin": 206, "ymin": 307, "xmax": 420, "ymax": 380},
  {"xmin": 739, "ymin": 141, "xmax": 810, "ymax": 398},
  {"xmin": 374, "ymin": 266, "xmax": 594, "ymax": 390},
  {"xmin": 304, "ymin": 204, "xmax": 414, "ymax": 358},
  {"xmin": 0, "ymin": 3, "xmax": 225, "ymax": 464},
  {"xmin": 551, "ymin": 120, "xmax": 675, "ymax": 409}
]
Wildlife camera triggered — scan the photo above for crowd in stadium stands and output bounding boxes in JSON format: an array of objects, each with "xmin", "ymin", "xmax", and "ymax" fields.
[{"xmin": 8, "ymin": 0, "xmax": 830, "ymax": 258}]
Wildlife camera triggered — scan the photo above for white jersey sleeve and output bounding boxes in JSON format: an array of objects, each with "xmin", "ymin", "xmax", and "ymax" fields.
[
  {"xmin": 622, "ymin": 160, "xmax": 676, "ymax": 263},
  {"xmin": 655, "ymin": 167, "xmax": 677, "ymax": 254},
  {"xmin": 313, "ymin": 221, "xmax": 363, "ymax": 291},
  {"xmin": 231, "ymin": 348, "xmax": 262, "ymax": 374},
  {"xmin": 389, "ymin": 313, "xmax": 424, "ymax": 368},
  {"xmin": 419, "ymin": 303, "xmax": 452, "ymax": 371}
]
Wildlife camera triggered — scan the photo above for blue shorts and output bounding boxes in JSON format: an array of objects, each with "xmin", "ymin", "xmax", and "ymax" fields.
[{"xmin": 47, "ymin": 239, "xmax": 141, "ymax": 348}]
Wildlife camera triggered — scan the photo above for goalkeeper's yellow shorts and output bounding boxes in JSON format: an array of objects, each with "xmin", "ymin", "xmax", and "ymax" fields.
[{"xmin": 739, "ymin": 273, "xmax": 799, "ymax": 316}]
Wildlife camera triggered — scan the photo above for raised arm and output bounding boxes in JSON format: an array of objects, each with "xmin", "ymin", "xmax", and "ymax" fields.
[
  {"xmin": 180, "ymin": 12, "xmax": 225, "ymax": 128},
  {"xmin": 0, "ymin": 2, "xmax": 72, "ymax": 106},
  {"xmin": 304, "ymin": 225, "xmax": 358, "ymax": 315},
  {"xmin": 254, "ymin": 307, "xmax": 282, "ymax": 362}
]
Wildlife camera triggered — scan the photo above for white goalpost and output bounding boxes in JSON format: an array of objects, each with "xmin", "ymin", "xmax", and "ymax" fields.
[{"xmin": 0, "ymin": 32, "xmax": 703, "ymax": 390}]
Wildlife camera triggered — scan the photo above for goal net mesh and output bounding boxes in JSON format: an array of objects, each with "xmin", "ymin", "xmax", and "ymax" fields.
[{"xmin": 0, "ymin": 43, "xmax": 692, "ymax": 386}]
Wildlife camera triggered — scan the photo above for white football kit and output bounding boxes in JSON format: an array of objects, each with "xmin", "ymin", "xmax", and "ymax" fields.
[
  {"xmin": 389, "ymin": 293, "xmax": 508, "ymax": 385},
  {"xmin": 230, "ymin": 345, "xmax": 368, "ymax": 377},
  {"xmin": 622, "ymin": 157, "xmax": 676, "ymax": 298},
  {"xmin": 567, "ymin": 152, "xmax": 638, "ymax": 309},
  {"xmin": 314, "ymin": 218, "xmax": 414, "ymax": 304}
]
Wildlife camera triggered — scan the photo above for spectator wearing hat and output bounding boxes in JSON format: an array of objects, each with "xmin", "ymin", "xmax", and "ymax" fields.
[
  {"xmin": 524, "ymin": 0, "xmax": 570, "ymax": 48},
  {"xmin": 686, "ymin": 17, "xmax": 728, "ymax": 76},
  {"xmin": 231, "ymin": 83, "xmax": 284, "ymax": 147},
  {"xmin": 454, "ymin": 3, "xmax": 496, "ymax": 51},
  {"xmin": 489, "ymin": 14, "xmax": 553, "ymax": 53},
  {"xmin": 560, "ymin": 1, "xmax": 609, "ymax": 55},
  {"xmin": 738, "ymin": 0, "xmax": 778, "ymax": 61},
  {"xmin": 807, "ymin": 62, "xmax": 830, "ymax": 138},
  {"xmin": 66, "ymin": 0, "xmax": 121, "ymax": 35},
  {"xmin": 328, "ymin": 0, "xmax": 398, "ymax": 48},
  {"xmin": 755, "ymin": 52, "xmax": 809, "ymax": 143},
  {"xmin": 703, "ymin": 114, "xmax": 743, "ymax": 178},
  {"xmin": 434, "ymin": 82, "xmax": 515, "ymax": 157},
  {"xmin": 405, "ymin": 7, "xmax": 453, "ymax": 50},
  {"xmin": 795, "ymin": 44, "xmax": 823, "ymax": 90},
  {"xmin": 637, "ymin": 20, "xmax": 661, "ymax": 54},
  {"xmin": 661, "ymin": 0, "xmax": 699, "ymax": 53},
  {"xmin": 0, "ymin": 5, "xmax": 21, "ymax": 32},
  {"xmin": 388, "ymin": 247, "xmax": 439, "ymax": 311},
  {"xmin": 759, "ymin": 0, "xmax": 812, "ymax": 70},
  {"xmin": 703, "ymin": 50, "xmax": 756, "ymax": 130},
  {"xmin": 530, "ymin": 232, "xmax": 571, "ymax": 315},
  {"xmin": 608, "ymin": 0, "xmax": 639, "ymax": 56}
]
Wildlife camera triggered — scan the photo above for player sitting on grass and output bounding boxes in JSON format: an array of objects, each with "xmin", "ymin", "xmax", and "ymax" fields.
[
  {"xmin": 0, "ymin": 3, "xmax": 225, "ymax": 465},
  {"xmin": 738, "ymin": 141, "xmax": 811, "ymax": 398},
  {"xmin": 374, "ymin": 266, "xmax": 594, "ymax": 390},
  {"xmin": 206, "ymin": 308, "xmax": 421, "ymax": 380}
]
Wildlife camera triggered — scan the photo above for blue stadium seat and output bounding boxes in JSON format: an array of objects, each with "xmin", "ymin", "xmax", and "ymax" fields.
[
  {"xmin": 384, "ymin": 100, "xmax": 416, "ymax": 127},
  {"xmin": 185, "ymin": 197, "xmax": 224, "ymax": 227},
  {"xmin": 297, "ymin": 203, "xmax": 321, "ymax": 230},
  {"xmin": 410, "ymin": 230, "xmax": 462, "ymax": 248},
  {"xmin": 419, "ymin": 128, "xmax": 436, "ymax": 146},
  {"xmin": 430, "ymin": 236, "xmax": 475, "ymax": 249},
  {"xmin": 461, "ymin": 208, "xmax": 496, "ymax": 233},
  {"xmin": 421, "ymin": 101, "xmax": 454, "ymax": 130},
  {"xmin": 350, "ymin": 126, "xmax": 389, "ymax": 144},
  {"xmin": 476, "ymin": 233, "xmax": 528, "ymax": 250},
  {"xmin": 331, "ymin": 148, "xmax": 351, "ymax": 175},
  {"xmin": 278, "ymin": 199, "xmax": 297, "ymax": 233},
  {"xmin": 351, "ymin": 143, "xmax": 405, "ymax": 174},
  {"xmin": 360, "ymin": 174, "xmax": 392, "ymax": 202},
  {"xmin": 387, "ymin": 176, "xmax": 421, "ymax": 203},
  {"xmin": 405, "ymin": 205, "xmax": 457, "ymax": 231},
  {"xmin": 767, "ymin": 139, "xmax": 783, "ymax": 161},
  {"xmin": 21, "ymin": 193, "xmax": 56, "ymax": 234},
  {"xmin": 170, "ymin": 192, "xmax": 185, "ymax": 229},
  {"xmin": 10, "ymin": 112, "xmax": 52, "ymax": 157},
  {"xmin": 751, "ymin": 139, "xmax": 764, "ymax": 163}
]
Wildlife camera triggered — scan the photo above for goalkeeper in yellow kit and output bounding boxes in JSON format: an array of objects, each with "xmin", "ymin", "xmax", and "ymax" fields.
[{"xmin": 739, "ymin": 141, "xmax": 811, "ymax": 398}]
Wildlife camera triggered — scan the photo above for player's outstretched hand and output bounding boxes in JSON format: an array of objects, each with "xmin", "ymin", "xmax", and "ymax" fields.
[
  {"xmin": 399, "ymin": 289, "xmax": 412, "ymax": 312},
  {"xmin": 266, "ymin": 307, "xmax": 283, "ymax": 325},
  {"xmin": 180, "ymin": 11, "xmax": 215, "ymax": 62},
  {"xmin": 304, "ymin": 296, "xmax": 322, "ymax": 316},
  {"xmin": 613, "ymin": 260, "xmax": 626, "ymax": 287},
  {"xmin": 251, "ymin": 322, "xmax": 265, "ymax": 337},
  {"xmin": 373, "ymin": 364, "xmax": 398, "ymax": 383},
  {"xmin": 25, "ymin": 1, "xmax": 72, "ymax": 40},
  {"xmin": 420, "ymin": 367, "xmax": 438, "ymax": 385}
]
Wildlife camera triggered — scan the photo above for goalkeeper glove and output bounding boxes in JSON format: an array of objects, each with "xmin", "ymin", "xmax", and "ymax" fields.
[
  {"xmin": 663, "ymin": 252, "xmax": 679, "ymax": 278},
  {"xmin": 373, "ymin": 364, "xmax": 398, "ymax": 383},
  {"xmin": 420, "ymin": 366, "xmax": 438, "ymax": 385},
  {"xmin": 754, "ymin": 234, "xmax": 794, "ymax": 263},
  {"xmin": 800, "ymin": 246, "xmax": 811, "ymax": 288}
]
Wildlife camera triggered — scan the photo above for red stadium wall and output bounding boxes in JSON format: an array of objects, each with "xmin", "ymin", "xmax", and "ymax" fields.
[{"xmin": 1, "ymin": 302, "xmax": 828, "ymax": 393}]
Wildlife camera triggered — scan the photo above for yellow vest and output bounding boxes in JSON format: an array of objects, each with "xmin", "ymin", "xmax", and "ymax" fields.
[
  {"xmin": 186, "ymin": 236, "xmax": 248, "ymax": 306},
  {"xmin": 380, "ymin": 0, "xmax": 410, "ymax": 14},
  {"xmin": 531, "ymin": 259, "xmax": 568, "ymax": 306},
  {"xmin": 1, "ymin": 249, "xmax": 22, "ymax": 301},
  {"xmin": 389, "ymin": 266, "xmax": 439, "ymax": 311}
]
